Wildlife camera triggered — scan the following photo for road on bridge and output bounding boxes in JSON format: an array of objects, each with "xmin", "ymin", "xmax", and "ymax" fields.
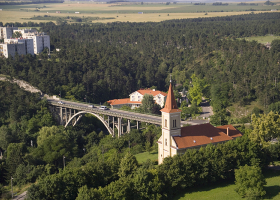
[{"xmin": 46, "ymin": 97, "xmax": 208, "ymax": 126}]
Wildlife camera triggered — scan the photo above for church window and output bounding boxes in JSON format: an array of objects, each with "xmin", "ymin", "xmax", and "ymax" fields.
[
  {"xmin": 173, "ymin": 119, "xmax": 176, "ymax": 127},
  {"xmin": 165, "ymin": 119, "xmax": 167, "ymax": 127},
  {"xmin": 165, "ymin": 139, "xmax": 167, "ymax": 146}
]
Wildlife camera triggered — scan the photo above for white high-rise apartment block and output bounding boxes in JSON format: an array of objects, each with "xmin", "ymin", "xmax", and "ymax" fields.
[
  {"xmin": 0, "ymin": 42, "xmax": 26, "ymax": 58},
  {"xmin": 27, "ymin": 34, "xmax": 50, "ymax": 54},
  {"xmin": 15, "ymin": 30, "xmax": 50, "ymax": 54},
  {"xmin": 5, "ymin": 38, "xmax": 34, "ymax": 56},
  {"xmin": 0, "ymin": 27, "xmax": 18, "ymax": 39},
  {"xmin": 0, "ymin": 27, "xmax": 51, "ymax": 58}
]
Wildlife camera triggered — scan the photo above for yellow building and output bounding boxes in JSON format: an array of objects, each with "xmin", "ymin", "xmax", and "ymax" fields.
[{"xmin": 157, "ymin": 81, "xmax": 243, "ymax": 164}]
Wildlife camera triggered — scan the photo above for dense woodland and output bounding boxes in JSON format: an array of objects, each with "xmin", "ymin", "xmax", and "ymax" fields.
[
  {"xmin": 1, "ymin": 13, "xmax": 280, "ymax": 107},
  {"xmin": 0, "ymin": 12, "xmax": 280, "ymax": 199}
]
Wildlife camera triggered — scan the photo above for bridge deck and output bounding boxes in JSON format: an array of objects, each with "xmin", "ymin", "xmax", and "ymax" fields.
[{"xmin": 47, "ymin": 99, "xmax": 208, "ymax": 126}]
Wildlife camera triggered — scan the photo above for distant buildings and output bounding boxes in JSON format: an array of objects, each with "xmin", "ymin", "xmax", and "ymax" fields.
[
  {"xmin": 0, "ymin": 42, "xmax": 26, "ymax": 58},
  {"xmin": 107, "ymin": 88, "xmax": 167, "ymax": 109},
  {"xmin": 5, "ymin": 38, "xmax": 34, "ymax": 55},
  {"xmin": 0, "ymin": 27, "xmax": 50, "ymax": 58},
  {"xmin": 0, "ymin": 27, "xmax": 18, "ymax": 40}
]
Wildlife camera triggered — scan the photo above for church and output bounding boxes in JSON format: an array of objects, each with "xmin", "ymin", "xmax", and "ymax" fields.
[{"xmin": 157, "ymin": 81, "xmax": 243, "ymax": 164}]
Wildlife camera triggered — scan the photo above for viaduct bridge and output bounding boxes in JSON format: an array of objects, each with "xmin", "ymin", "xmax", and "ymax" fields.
[
  {"xmin": 47, "ymin": 98, "xmax": 208, "ymax": 137},
  {"xmin": 47, "ymin": 97, "xmax": 208, "ymax": 137}
]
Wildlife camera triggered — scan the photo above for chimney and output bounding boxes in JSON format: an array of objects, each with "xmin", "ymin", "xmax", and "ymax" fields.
[{"xmin": 227, "ymin": 127, "xmax": 229, "ymax": 136}]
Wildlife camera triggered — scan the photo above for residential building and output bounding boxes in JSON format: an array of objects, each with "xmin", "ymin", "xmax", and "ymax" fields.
[
  {"xmin": 5, "ymin": 38, "xmax": 34, "ymax": 55},
  {"xmin": 0, "ymin": 42, "xmax": 26, "ymax": 58},
  {"xmin": 0, "ymin": 27, "xmax": 18, "ymax": 39},
  {"xmin": 14, "ymin": 29, "xmax": 50, "ymax": 54},
  {"xmin": 157, "ymin": 81, "xmax": 243, "ymax": 164},
  {"xmin": 107, "ymin": 88, "xmax": 167, "ymax": 109},
  {"xmin": 23, "ymin": 33, "xmax": 50, "ymax": 54},
  {"xmin": 14, "ymin": 29, "xmax": 36, "ymax": 36},
  {"xmin": 0, "ymin": 27, "xmax": 50, "ymax": 57}
]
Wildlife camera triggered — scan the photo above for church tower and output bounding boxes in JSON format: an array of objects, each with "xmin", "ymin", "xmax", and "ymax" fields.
[{"xmin": 158, "ymin": 81, "xmax": 181, "ymax": 164}]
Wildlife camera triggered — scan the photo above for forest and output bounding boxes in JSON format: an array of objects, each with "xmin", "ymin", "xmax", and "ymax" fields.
[{"xmin": 0, "ymin": 12, "xmax": 280, "ymax": 199}]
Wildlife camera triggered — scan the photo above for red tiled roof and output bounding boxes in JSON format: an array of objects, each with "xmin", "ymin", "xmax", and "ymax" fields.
[
  {"xmin": 173, "ymin": 123, "xmax": 241, "ymax": 149},
  {"xmin": 161, "ymin": 82, "xmax": 181, "ymax": 113},
  {"xmin": 107, "ymin": 98, "xmax": 141, "ymax": 105},
  {"xmin": 137, "ymin": 89, "xmax": 167, "ymax": 97},
  {"xmin": 216, "ymin": 124, "xmax": 243, "ymax": 138}
]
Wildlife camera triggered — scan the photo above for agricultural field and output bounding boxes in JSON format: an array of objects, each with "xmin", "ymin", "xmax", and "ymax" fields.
[
  {"xmin": 0, "ymin": 1, "xmax": 280, "ymax": 24},
  {"xmin": 176, "ymin": 169, "xmax": 280, "ymax": 200}
]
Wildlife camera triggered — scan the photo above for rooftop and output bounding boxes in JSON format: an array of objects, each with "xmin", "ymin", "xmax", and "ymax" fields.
[
  {"xmin": 161, "ymin": 82, "xmax": 181, "ymax": 113},
  {"xmin": 107, "ymin": 98, "xmax": 140, "ymax": 106},
  {"xmin": 136, "ymin": 88, "xmax": 167, "ymax": 97},
  {"xmin": 173, "ymin": 123, "xmax": 242, "ymax": 149}
]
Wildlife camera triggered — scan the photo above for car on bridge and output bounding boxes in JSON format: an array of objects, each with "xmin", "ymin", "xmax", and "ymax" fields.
[
  {"xmin": 58, "ymin": 101, "xmax": 65, "ymax": 104},
  {"xmin": 99, "ymin": 106, "xmax": 109, "ymax": 110},
  {"xmin": 88, "ymin": 105, "xmax": 94, "ymax": 108}
]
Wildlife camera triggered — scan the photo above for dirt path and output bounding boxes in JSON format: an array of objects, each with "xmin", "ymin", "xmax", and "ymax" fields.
[{"xmin": 0, "ymin": 76, "xmax": 42, "ymax": 94}]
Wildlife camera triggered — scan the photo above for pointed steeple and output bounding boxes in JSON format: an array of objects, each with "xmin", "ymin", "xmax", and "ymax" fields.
[{"xmin": 161, "ymin": 82, "xmax": 181, "ymax": 113}]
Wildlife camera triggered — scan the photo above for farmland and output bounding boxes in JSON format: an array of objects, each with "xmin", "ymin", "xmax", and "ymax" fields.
[{"xmin": 0, "ymin": 1, "xmax": 280, "ymax": 24}]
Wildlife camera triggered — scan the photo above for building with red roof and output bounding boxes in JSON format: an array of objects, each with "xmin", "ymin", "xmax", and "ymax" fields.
[
  {"xmin": 157, "ymin": 81, "xmax": 243, "ymax": 164},
  {"xmin": 107, "ymin": 88, "xmax": 167, "ymax": 109}
]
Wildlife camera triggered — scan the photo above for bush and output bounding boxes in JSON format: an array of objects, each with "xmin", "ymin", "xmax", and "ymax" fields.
[{"xmin": 235, "ymin": 164, "xmax": 266, "ymax": 199}]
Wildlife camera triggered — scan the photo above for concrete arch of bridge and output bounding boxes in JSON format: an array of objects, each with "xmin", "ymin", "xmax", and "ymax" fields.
[{"xmin": 64, "ymin": 111, "xmax": 113, "ymax": 135}]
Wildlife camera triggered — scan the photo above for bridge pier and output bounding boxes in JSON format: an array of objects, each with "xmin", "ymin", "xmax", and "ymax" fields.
[
  {"xmin": 113, "ymin": 117, "xmax": 115, "ymax": 137},
  {"xmin": 118, "ymin": 117, "xmax": 122, "ymax": 137},
  {"xmin": 127, "ymin": 119, "xmax": 131, "ymax": 133},
  {"xmin": 65, "ymin": 108, "xmax": 68, "ymax": 124},
  {"xmin": 60, "ymin": 107, "xmax": 63, "ymax": 125}
]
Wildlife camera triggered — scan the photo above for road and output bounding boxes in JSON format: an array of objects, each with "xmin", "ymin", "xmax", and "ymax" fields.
[
  {"xmin": 47, "ymin": 97, "xmax": 208, "ymax": 126},
  {"xmin": 199, "ymin": 100, "xmax": 213, "ymax": 119},
  {"xmin": 13, "ymin": 191, "xmax": 27, "ymax": 200}
]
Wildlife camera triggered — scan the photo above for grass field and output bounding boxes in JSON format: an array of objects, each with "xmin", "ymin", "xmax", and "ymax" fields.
[
  {"xmin": 175, "ymin": 169, "xmax": 280, "ymax": 200},
  {"xmin": 245, "ymin": 35, "xmax": 280, "ymax": 44},
  {"xmin": 135, "ymin": 150, "xmax": 158, "ymax": 163},
  {"xmin": 0, "ymin": 2, "xmax": 280, "ymax": 24},
  {"xmin": 227, "ymin": 101, "xmax": 263, "ymax": 119}
]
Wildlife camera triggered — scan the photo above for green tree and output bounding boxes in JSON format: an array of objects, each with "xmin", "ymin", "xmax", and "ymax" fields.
[
  {"xmin": 37, "ymin": 126, "xmax": 64, "ymax": 146},
  {"xmin": 0, "ymin": 126, "xmax": 14, "ymax": 151},
  {"xmin": 141, "ymin": 94, "xmax": 155, "ymax": 113},
  {"xmin": 250, "ymin": 112, "xmax": 280, "ymax": 147},
  {"xmin": 76, "ymin": 185, "xmax": 101, "ymax": 200},
  {"xmin": 34, "ymin": 127, "xmax": 78, "ymax": 167},
  {"xmin": 145, "ymin": 141, "xmax": 151, "ymax": 154},
  {"xmin": 6, "ymin": 143, "xmax": 27, "ymax": 175},
  {"xmin": 12, "ymin": 31, "xmax": 22, "ymax": 38},
  {"xmin": 188, "ymin": 74, "xmax": 207, "ymax": 106},
  {"xmin": 118, "ymin": 152, "xmax": 138, "ymax": 178},
  {"xmin": 235, "ymin": 165, "xmax": 266, "ymax": 199},
  {"xmin": 271, "ymin": 39, "xmax": 280, "ymax": 55}
]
